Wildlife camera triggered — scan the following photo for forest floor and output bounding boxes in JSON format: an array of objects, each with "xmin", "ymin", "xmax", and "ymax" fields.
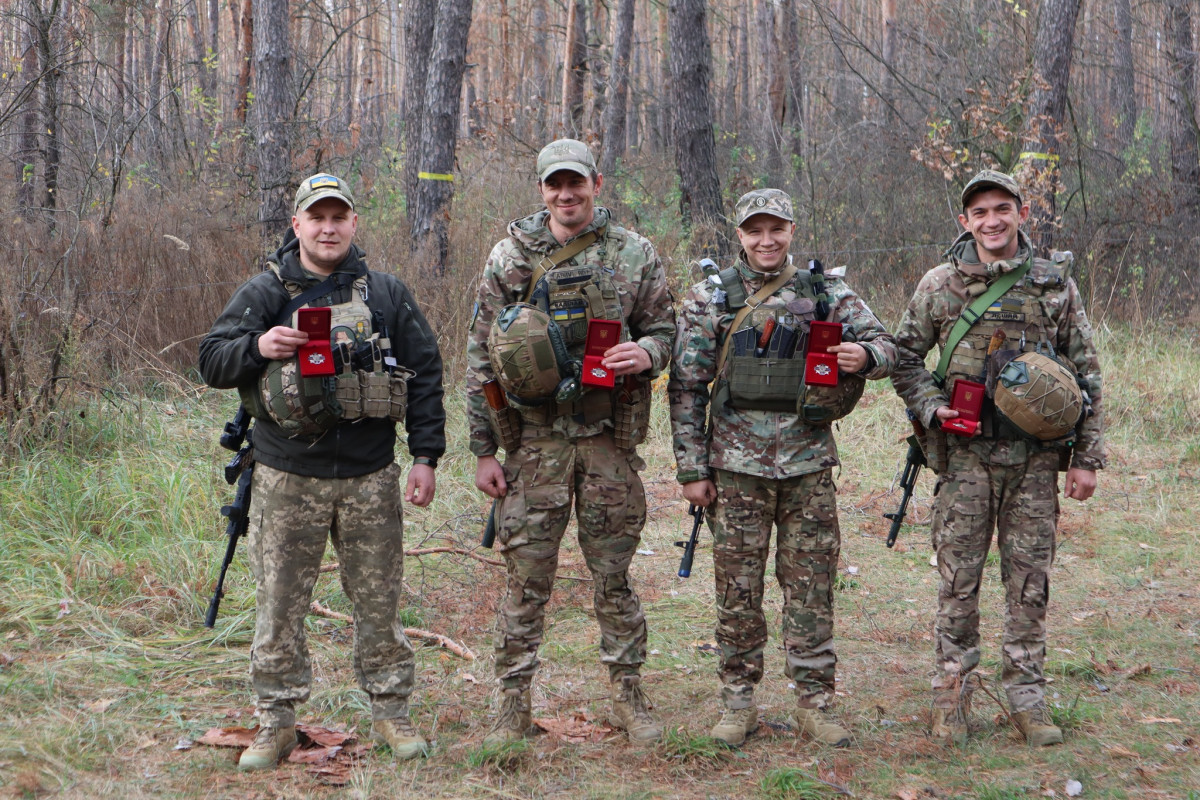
[{"xmin": 1, "ymin": 324, "xmax": 1197, "ymax": 800}]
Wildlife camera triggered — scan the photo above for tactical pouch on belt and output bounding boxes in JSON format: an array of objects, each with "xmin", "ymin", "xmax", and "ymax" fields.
[
  {"xmin": 726, "ymin": 354, "xmax": 806, "ymax": 411},
  {"xmin": 335, "ymin": 367, "xmax": 363, "ymax": 419},
  {"xmin": 612, "ymin": 379, "xmax": 651, "ymax": 450},
  {"xmin": 920, "ymin": 425, "xmax": 949, "ymax": 474},
  {"xmin": 487, "ymin": 403, "xmax": 523, "ymax": 452},
  {"xmin": 387, "ymin": 367, "xmax": 414, "ymax": 423},
  {"xmin": 796, "ymin": 373, "xmax": 866, "ymax": 425}
]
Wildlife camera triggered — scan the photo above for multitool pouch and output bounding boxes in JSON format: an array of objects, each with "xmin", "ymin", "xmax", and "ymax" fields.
[{"xmin": 795, "ymin": 373, "xmax": 866, "ymax": 425}]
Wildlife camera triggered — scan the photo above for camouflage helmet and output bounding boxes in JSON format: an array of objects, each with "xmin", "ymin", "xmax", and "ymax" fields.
[
  {"xmin": 488, "ymin": 303, "xmax": 575, "ymax": 401},
  {"xmin": 259, "ymin": 359, "xmax": 343, "ymax": 436},
  {"xmin": 993, "ymin": 351, "xmax": 1083, "ymax": 441}
]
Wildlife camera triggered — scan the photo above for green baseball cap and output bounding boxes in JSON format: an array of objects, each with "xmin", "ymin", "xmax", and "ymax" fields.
[
  {"xmin": 961, "ymin": 169, "xmax": 1022, "ymax": 209},
  {"xmin": 294, "ymin": 173, "xmax": 355, "ymax": 213},
  {"xmin": 734, "ymin": 188, "xmax": 794, "ymax": 227},
  {"xmin": 536, "ymin": 139, "xmax": 597, "ymax": 182}
]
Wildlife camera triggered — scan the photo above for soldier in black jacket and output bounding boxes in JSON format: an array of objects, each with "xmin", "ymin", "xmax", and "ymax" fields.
[{"xmin": 199, "ymin": 173, "xmax": 445, "ymax": 769}]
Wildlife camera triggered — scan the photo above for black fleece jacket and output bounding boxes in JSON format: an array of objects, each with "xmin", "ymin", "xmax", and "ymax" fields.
[{"xmin": 198, "ymin": 238, "xmax": 446, "ymax": 478}]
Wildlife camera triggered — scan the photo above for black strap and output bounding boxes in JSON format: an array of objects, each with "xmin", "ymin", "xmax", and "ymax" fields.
[{"xmin": 273, "ymin": 272, "xmax": 356, "ymax": 326}]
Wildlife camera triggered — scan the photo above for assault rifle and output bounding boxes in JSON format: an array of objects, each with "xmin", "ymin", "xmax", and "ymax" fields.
[
  {"xmin": 883, "ymin": 412, "xmax": 926, "ymax": 548},
  {"xmin": 204, "ymin": 406, "xmax": 254, "ymax": 627},
  {"xmin": 675, "ymin": 504, "xmax": 706, "ymax": 578}
]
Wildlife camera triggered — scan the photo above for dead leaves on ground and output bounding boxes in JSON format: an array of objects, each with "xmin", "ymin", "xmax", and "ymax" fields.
[
  {"xmin": 533, "ymin": 712, "xmax": 614, "ymax": 743},
  {"xmin": 196, "ymin": 724, "xmax": 368, "ymax": 785}
]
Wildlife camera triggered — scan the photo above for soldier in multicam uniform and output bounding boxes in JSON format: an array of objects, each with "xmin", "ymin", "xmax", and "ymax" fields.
[
  {"xmin": 465, "ymin": 139, "xmax": 675, "ymax": 746},
  {"xmin": 198, "ymin": 174, "xmax": 446, "ymax": 768},
  {"xmin": 891, "ymin": 170, "xmax": 1105, "ymax": 746},
  {"xmin": 668, "ymin": 188, "xmax": 898, "ymax": 747}
]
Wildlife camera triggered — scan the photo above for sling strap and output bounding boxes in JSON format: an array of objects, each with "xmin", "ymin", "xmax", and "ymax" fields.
[
  {"xmin": 932, "ymin": 259, "xmax": 1031, "ymax": 386},
  {"xmin": 521, "ymin": 230, "xmax": 601, "ymax": 302},
  {"xmin": 714, "ymin": 262, "xmax": 800, "ymax": 379}
]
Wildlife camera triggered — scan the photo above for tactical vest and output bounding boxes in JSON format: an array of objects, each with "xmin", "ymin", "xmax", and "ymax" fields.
[
  {"xmin": 717, "ymin": 263, "xmax": 865, "ymax": 423},
  {"xmin": 942, "ymin": 254, "xmax": 1071, "ymax": 437},
  {"xmin": 243, "ymin": 264, "xmax": 412, "ymax": 437}
]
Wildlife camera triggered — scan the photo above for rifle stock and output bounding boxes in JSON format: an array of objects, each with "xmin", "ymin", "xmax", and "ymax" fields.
[
  {"xmin": 883, "ymin": 415, "xmax": 927, "ymax": 548},
  {"xmin": 205, "ymin": 417, "xmax": 254, "ymax": 628}
]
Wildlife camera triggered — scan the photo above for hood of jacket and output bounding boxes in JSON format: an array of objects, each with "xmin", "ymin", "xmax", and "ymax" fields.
[
  {"xmin": 506, "ymin": 206, "xmax": 612, "ymax": 254},
  {"xmin": 268, "ymin": 234, "xmax": 369, "ymax": 285}
]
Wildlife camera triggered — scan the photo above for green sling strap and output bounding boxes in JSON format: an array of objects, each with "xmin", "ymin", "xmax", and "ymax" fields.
[{"xmin": 932, "ymin": 260, "xmax": 1032, "ymax": 386}]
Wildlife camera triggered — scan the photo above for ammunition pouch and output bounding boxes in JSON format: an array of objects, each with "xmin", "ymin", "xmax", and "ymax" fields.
[
  {"xmin": 488, "ymin": 403, "xmax": 524, "ymax": 452},
  {"xmin": 725, "ymin": 354, "xmax": 806, "ymax": 411},
  {"xmin": 612, "ymin": 380, "xmax": 652, "ymax": 450},
  {"xmin": 796, "ymin": 373, "xmax": 866, "ymax": 425},
  {"xmin": 919, "ymin": 425, "xmax": 949, "ymax": 474}
]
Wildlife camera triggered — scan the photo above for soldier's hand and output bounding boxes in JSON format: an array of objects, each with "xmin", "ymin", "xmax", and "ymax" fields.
[
  {"xmin": 1063, "ymin": 467, "xmax": 1096, "ymax": 502},
  {"xmin": 406, "ymin": 463, "xmax": 436, "ymax": 507},
  {"xmin": 257, "ymin": 326, "xmax": 309, "ymax": 360},
  {"xmin": 603, "ymin": 342, "xmax": 651, "ymax": 376},
  {"xmin": 828, "ymin": 342, "xmax": 867, "ymax": 373},
  {"xmin": 681, "ymin": 479, "xmax": 717, "ymax": 507},
  {"xmin": 475, "ymin": 456, "xmax": 508, "ymax": 499}
]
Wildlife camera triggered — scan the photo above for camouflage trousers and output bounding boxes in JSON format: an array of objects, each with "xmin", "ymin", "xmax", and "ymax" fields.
[
  {"xmin": 930, "ymin": 445, "xmax": 1060, "ymax": 712},
  {"xmin": 493, "ymin": 425, "xmax": 649, "ymax": 690},
  {"xmin": 247, "ymin": 462, "xmax": 415, "ymax": 727},
  {"xmin": 710, "ymin": 468, "xmax": 841, "ymax": 711}
]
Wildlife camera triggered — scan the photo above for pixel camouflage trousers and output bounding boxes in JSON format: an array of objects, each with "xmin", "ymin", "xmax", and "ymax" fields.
[
  {"xmin": 931, "ymin": 446, "xmax": 1060, "ymax": 712},
  {"xmin": 493, "ymin": 426, "xmax": 649, "ymax": 690},
  {"xmin": 247, "ymin": 462, "xmax": 415, "ymax": 727},
  {"xmin": 709, "ymin": 468, "xmax": 841, "ymax": 711}
]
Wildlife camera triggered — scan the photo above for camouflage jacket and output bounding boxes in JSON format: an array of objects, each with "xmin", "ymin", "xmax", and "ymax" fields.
[
  {"xmin": 891, "ymin": 232, "xmax": 1105, "ymax": 471},
  {"xmin": 465, "ymin": 207, "xmax": 675, "ymax": 456},
  {"xmin": 668, "ymin": 258, "xmax": 898, "ymax": 482}
]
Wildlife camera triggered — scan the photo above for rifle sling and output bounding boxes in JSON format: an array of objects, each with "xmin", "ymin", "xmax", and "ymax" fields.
[{"xmin": 932, "ymin": 260, "xmax": 1031, "ymax": 386}]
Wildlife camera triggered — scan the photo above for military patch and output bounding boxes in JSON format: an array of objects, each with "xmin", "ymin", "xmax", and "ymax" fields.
[{"xmin": 982, "ymin": 299, "xmax": 1025, "ymax": 322}]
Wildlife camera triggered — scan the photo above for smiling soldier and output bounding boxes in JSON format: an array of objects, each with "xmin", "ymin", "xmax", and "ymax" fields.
[{"xmin": 465, "ymin": 139, "xmax": 675, "ymax": 746}]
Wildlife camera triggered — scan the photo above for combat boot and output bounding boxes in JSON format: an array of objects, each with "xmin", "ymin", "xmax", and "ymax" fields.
[
  {"xmin": 792, "ymin": 707, "xmax": 851, "ymax": 748},
  {"xmin": 710, "ymin": 702, "xmax": 759, "ymax": 746},
  {"xmin": 931, "ymin": 689, "xmax": 971, "ymax": 745},
  {"xmin": 373, "ymin": 716, "xmax": 428, "ymax": 759},
  {"xmin": 483, "ymin": 688, "xmax": 533, "ymax": 747},
  {"xmin": 237, "ymin": 725, "xmax": 298, "ymax": 771},
  {"xmin": 609, "ymin": 674, "xmax": 662, "ymax": 743},
  {"xmin": 1012, "ymin": 704, "xmax": 1063, "ymax": 747}
]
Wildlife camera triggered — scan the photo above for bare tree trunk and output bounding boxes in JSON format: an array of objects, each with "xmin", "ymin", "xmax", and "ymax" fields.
[
  {"xmin": 30, "ymin": 0, "xmax": 62, "ymax": 215},
  {"xmin": 1166, "ymin": 0, "xmax": 1200, "ymax": 208},
  {"xmin": 410, "ymin": 0, "xmax": 474, "ymax": 271},
  {"xmin": 599, "ymin": 0, "xmax": 635, "ymax": 174},
  {"xmin": 561, "ymin": 0, "xmax": 586, "ymax": 135},
  {"xmin": 183, "ymin": 0, "xmax": 212, "ymax": 95},
  {"xmin": 668, "ymin": 0, "xmax": 726, "ymax": 256},
  {"xmin": 343, "ymin": 0, "xmax": 357, "ymax": 132},
  {"xmin": 881, "ymin": 0, "xmax": 896, "ymax": 123},
  {"xmin": 208, "ymin": 0, "xmax": 219, "ymax": 71},
  {"xmin": 1110, "ymin": 0, "xmax": 1135, "ymax": 148},
  {"xmin": 402, "ymin": 0, "xmax": 436, "ymax": 207},
  {"xmin": 234, "ymin": 0, "xmax": 252, "ymax": 125},
  {"xmin": 781, "ymin": 0, "xmax": 805, "ymax": 160},
  {"xmin": 16, "ymin": 6, "xmax": 39, "ymax": 216},
  {"xmin": 760, "ymin": 0, "xmax": 784, "ymax": 176},
  {"xmin": 1022, "ymin": 0, "xmax": 1081, "ymax": 253},
  {"xmin": 252, "ymin": 0, "xmax": 294, "ymax": 233},
  {"xmin": 627, "ymin": 37, "xmax": 641, "ymax": 152},
  {"xmin": 529, "ymin": 0, "xmax": 548, "ymax": 141}
]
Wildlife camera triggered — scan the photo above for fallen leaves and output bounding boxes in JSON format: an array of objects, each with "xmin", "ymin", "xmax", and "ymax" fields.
[
  {"xmin": 195, "ymin": 724, "xmax": 369, "ymax": 785},
  {"xmin": 533, "ymin": 712, "xmax": 614, "ymax": 743}
]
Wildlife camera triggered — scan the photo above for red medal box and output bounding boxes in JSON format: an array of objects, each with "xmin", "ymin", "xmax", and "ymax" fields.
[
  {"xmin": 581, "ymin": 319, "xmax": 622, "ymax": 388},
  {"xmin": 804, "ymin": 320, "xmax": 842, "ymax": 386},
  {"xmin": 943, "ymin": 379, "xmax": 985, "ymax": 436},
  {"xmin": 296, "ymin": 307, "xmax": 335, "ymax": 377}
]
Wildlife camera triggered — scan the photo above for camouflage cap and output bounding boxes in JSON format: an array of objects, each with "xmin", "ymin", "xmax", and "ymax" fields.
[
  {"xmin": 295, "ymin": 173, "xmax": 355, "ymax": 213},
  {"xmin": 536, "ymin": 139, "xmax": 597, "ymax": 182},
  {"xmin": 961, "ymin": 169, "xmax": 1022, "ymax": 210},
  {"xmin": 734, "ymin": 188, "xmax": 794, "ymax": 227}
]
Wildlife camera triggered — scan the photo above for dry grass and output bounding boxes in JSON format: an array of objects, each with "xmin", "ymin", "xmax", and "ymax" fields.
[{"xmin": 2, "ymin": 316, "xmax": 1198, "ymax": 795}]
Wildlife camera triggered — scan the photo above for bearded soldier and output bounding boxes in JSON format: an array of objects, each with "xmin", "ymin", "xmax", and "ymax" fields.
[
  {"xmin": 891, "ymin": 170, "xmax": 1105, "ymax": 746},
  {"xmin": 465, "ymin": 139, "xmax": 675, "ymax": 745},
  {"xmin": 668, "ymin": 189, "xmax": 898, "ymax": 747},
  {"xmin": 199, "ymin": 174, "xmax": 445, "ymax": 768}
]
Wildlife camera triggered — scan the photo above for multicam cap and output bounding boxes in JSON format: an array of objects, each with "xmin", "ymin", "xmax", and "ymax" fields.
[
  {"xmin": 536, "ymin": 139, "xmax": 597, "ymax": 182},
  {"xmin": 294, "ymin": 173, "xmax": 355, "ymax": 213},
  {"xmin": 734, "ymin": 188, "xmax": 794, "ymax": 227},
  {"xmin": 961, "ymin": 169, "xmax": 1022, "ymax": 209}
]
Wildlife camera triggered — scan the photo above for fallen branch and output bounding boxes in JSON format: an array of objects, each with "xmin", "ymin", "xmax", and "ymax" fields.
[
  {"xmin": 317, "ymin": 550, "xmax": 592, "ymax": 581},
  {"xmin": 308, "ymin": 601, "xmax": 476, "ymax": 660}
]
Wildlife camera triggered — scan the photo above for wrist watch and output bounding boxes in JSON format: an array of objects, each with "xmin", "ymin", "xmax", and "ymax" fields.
[{"xmin": 413, "ymin": 456, "xmax": 438, "ymax": 469}]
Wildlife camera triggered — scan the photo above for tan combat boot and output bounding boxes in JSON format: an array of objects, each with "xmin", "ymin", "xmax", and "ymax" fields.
[
  {"xmin": 609, "ymin": 675, "xmax": 662, "ymax": 743},
  {"xmin": 710, "ymin": 702, "xmax": 759, "ymax": 746},
  {"xmin": 792, "ymin": 707, "xmax": 851, "ymax": 748},
  {"xmin": 931, "ymin": 689, "xmax": 972, "ymax": 746},
  {"xmin": 1012, "ymin": 704, "xmax": 1063, "ymax": 747},
  {"xmin": 483, "ymin": 688, "xmax": 533, "ymax": 747},
  {"xmin": 373, "ymin": 716, "xmax": 428, "ymax": 759},
  {"xmin": 237, "ymin": 725, "xmax": 298, "ymax": 771}
]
